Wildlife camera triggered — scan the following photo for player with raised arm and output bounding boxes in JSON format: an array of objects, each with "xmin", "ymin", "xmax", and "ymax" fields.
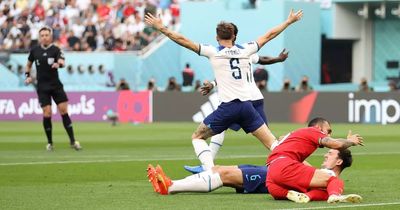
[
  {"xmin": 25, "ymin": 26, "xmax": 81, "ymax": 151},
  {"xmin": 145, "ymin": 10, "xmax": 303, "ymax": 172},
  {"xmin": 266, "ymin": 117, "xmax": 364, "ymax": 203},
  {"xmin": 184, "ymin": 22, "xmax": 289, "ymax": 174}
]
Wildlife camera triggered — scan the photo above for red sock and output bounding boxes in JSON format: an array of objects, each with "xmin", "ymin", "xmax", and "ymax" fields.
[
  {"xmin": 326, "ymin": 176, "xmax": 344, "ymax": 196},
  {"xmin": 306, "ymin": 189, "xmax": 329, "ymax": 201}
]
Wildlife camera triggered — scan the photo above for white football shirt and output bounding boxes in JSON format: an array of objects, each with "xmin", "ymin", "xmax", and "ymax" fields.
[
  {"xmin": 249, "ymin": 54, "xmax": 264, "ymax": 101},
  {"xmin": 199, "ymin": 42, "xmax": 259, "ymax": 103}
]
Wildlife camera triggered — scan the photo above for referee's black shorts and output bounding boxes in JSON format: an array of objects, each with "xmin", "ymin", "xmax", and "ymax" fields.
[{"xmin": 37, "ymin": 87, "xmax": 68, "ymax": 107}]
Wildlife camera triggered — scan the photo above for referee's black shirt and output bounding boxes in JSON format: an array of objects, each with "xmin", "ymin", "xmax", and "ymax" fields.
[{"xmin": 28, "ymin": 44, "xmax": 65, "ymax": 90}]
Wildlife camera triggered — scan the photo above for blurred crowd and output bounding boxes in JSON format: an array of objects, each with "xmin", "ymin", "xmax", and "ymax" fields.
[{"xmin": 0, "ymin": 0, "xmax": 180, "ymax": 52}]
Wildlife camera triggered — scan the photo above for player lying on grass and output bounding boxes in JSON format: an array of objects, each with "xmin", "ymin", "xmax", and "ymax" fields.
[
  {"xmin": 147, "ymin": 148, "xmax": 359, "ymax": 203},
  {"xmin": 266, "ymin": 117, "xmax": 363, "ymax": 204}
]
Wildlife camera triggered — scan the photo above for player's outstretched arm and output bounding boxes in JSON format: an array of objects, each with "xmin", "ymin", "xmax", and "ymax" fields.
[
  {"xmin": 257, "ymin": 9, "xmax": 303, "ymax": 49},
  {"xmin": 320, "ymin": 130, "xmax": 364, "ymax": 150},
  {"xmin": 145, "ymin": 13, "xmax": 200, "ymax": 54},
  {"xmin": 258, "ymin": 49, "xmax": 289, "ymax": 65}
]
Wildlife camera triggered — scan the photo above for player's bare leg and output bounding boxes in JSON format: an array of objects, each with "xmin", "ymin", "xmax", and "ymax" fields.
[
  {"xmin": 251, "ymin": 124, "xmax": 277, "ymax": 150},
  {"xmin": 191, "ymin": 123, "xmax": 216, "ymax": 170},
  {"xmin": 213, "ymin": 165, "xmax": 243, "ymax": 189}
]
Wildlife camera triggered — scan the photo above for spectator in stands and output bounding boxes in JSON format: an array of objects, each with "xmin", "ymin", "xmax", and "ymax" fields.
[
  {"xmin": 113, "ymin": 38, "xmax": 126, "ymax": 51},
  {"xmin": 194, "ymin": 80, "xmax": 202, "ymax": 92},
  {"xmin": 0, "ymin": 0, "xmax": 179, "ymax": 52},
  {"xmin": 249, "ymin": 0, "xmax": 258, "ymax": 9},
  {"xmin": 6, "ymin": 64, "xmax": 13, "ymax": 72},
  {"xmin": 15, "ymin": 64, "xmax": 25, "ymax": 86},
  {"xmin": 84, "ymin": 31, "xmax": 97, "ymax": 50},
  {"xmin": 358, "ymin": 77, "xmax": 372, "ymax": 92},
  {"xmin": 388, "ymin": 80, "xmax": 398, "ymax": 92},
  {"xmin": 145, "ymin": 1, "xmax": 158, "ymax": 16},
  {"xmin": 166, "ymin": 76, "xmax": 181, "ymax": 91},
  {"xmin": 17, "ymin": 64, "xmax": 23, "ymax": 75},
  {"xmin": 104, "ymin": 30, "xmax": 116, "ymax": 51},
  {"xmin": 116, "ymin": 78, "xmax": 130, "ymax": 90},
  {"xmin": 106, "ymin": 71, "xmax": 116, "ymax": 87},
  {"xmin": 282, "ymin": 79, "xmax": 294, "ymax": 92},
  {"xmin": 170, "ymin": 0, "xmax": 180, "ymax": 23},
  {"xmin": 81, "ymin": 41, "xmax": 93, "ymax": 51},
  {"xmin": 182, "ymin": 63, "xmax": 194, "ymax": 87},
  {"xmin": 67, "ymin": 30, "xmax": 80, "ymax": 50},
  {"xmin": 254, "ymin": 66, "xmax": 268, "ymax": 91},
  {"xmin": 296, "ymin": 75, "xmax": 313, "ymax": 92},
  {"xmin": 147, "ymin": 78, "xmax": 158, "ymax": 91},
  {"xmin": 58, "ymin": 29, "xmax": 69, "ymax": 49}
]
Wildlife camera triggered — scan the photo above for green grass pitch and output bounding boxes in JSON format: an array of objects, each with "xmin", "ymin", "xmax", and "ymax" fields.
[{"xmin": 1, "ymin": 121, "xmax": 400, "ymax": 210}]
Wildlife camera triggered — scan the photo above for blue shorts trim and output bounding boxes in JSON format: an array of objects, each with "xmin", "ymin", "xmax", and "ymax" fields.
[{"xmin": 236, "ymin": 164, "xmax": 268, "ymax": 194}]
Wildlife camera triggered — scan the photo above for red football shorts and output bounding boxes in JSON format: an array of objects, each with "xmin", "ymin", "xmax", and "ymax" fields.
[{"xmin": 266, "ymin": 157, "xmax": 316, "ymax": 199}]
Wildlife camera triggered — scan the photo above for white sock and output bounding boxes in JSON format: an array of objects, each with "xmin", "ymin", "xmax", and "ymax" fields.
[
  {"xmin": 169, "ymin": 170, "xmax": 223, "ymax": 194},
  {"xmin": 192, "ymin": 139, "xmax": 214, "ymax": 170},
  {"xmin": 209, "ymin": 132, "xmax": 225, "ymax": 159}
]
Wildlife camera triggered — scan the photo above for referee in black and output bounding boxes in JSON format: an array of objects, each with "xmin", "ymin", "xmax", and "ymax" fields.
[{"xmin": 25, "ymin": 26, "xmax": 81, "ymax": 151}]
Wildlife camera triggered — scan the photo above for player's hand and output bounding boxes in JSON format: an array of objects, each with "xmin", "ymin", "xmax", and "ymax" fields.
[
  {"xmin": 25, "ymin": 77, "xmax": 32, "ymax": 85},
  {"xmin": 145, "ymin": 12, "xmax": 164, "ymax": 30},
  {"xmin": 287, "ymin": 9, "xmax": 303, "ymax": 24},
  {"xmin": 51, "ymin": 63, "xmax": 60, "ymax": 69},
  {"xmin": 278, "ymin": 49, "xmax": 289, "ymax": 62},
  {"xmin": 200, "ymin": 80, "xmax": 214, "ymax": 96},
  {"xmin": 346, "ymin": 130, "xmax": 364, "ymax": 146}
]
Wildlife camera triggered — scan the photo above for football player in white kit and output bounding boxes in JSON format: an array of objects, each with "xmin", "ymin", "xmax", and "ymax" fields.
[
  {"xmin": 145, "ymin": 10, "xmax": 303, "ymax": 172},
  {"xmin": 184, "ymin": 23, "xmax": 289, "ymax": 173}
]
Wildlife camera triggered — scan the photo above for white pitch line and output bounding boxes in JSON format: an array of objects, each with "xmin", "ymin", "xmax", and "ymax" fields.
[
  {"xmin": 278, "ymin": 201, "xmax": 400, "ymax": 210},
  {"xmin": 0, "ymin": 155, "xmax": 132, "ymax": 159},
  {"xmin": 1, "ymin": 151, "xmax": 399, "ymax": 160},
  {"xmin": 1, "ymin": 151, "xmax": 400, "ymax": 166}
]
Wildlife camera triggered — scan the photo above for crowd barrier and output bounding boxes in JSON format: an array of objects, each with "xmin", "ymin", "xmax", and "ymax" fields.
[{"xmin": 1, "ymin": 91, "xmax": 399, "ymax": 124}]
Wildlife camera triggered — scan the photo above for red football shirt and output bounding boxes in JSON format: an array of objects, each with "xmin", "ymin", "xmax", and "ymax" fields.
[{"xmin": 267, "ymin": 127, "xmax": 327, "ymax": 164}]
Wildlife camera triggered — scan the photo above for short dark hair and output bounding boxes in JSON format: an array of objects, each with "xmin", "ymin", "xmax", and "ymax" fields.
[
  {"xmin": 231, "ymin": 23, "xmax": 238, "ymax": 43},
  {"xmin": 216, "ymin": 22, "xmax": 234, "ymax": 40},
  {"xmin": 337, "ymin": 149, "xmax": 353, "ymax": 171},
  {"xmin": 39, "ymin": 26, "xmax": 53, "ymax": 34},
  {"xmin": 231, "ymin": 23, "xmax": 238, "ymax": 36},
  {"xmin": 308, "ymin": 117, "xmax": 329, "ymax": 127}
]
